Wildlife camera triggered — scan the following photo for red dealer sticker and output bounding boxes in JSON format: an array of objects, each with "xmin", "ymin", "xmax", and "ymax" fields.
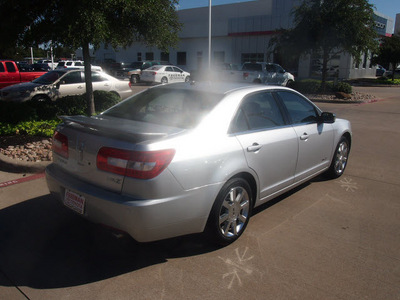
[{"xmin": 64, "ymin": 189, "xmax": 85, "ymax": 215}]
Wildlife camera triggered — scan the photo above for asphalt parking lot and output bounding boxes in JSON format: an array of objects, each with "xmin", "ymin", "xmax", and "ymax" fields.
[{"xmin": 0, "ymin": 85, "xmax": 399, "ymax": 299}]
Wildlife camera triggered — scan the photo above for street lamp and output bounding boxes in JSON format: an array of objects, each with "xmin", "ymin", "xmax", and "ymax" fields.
[{"xmin": 208, "ymin": 0, "xmax": 212, "ymax": 70}]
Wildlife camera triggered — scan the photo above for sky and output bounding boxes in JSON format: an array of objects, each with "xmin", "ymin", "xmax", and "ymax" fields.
[{"xmin": 177, "ymin": 0, "xmax": 400, "ymax": 25}]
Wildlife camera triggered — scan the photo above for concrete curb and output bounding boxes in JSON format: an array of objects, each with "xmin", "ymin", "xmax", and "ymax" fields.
[{"xmin": 0, "ymin": 152, "xmax": 51, "ymax": 173}]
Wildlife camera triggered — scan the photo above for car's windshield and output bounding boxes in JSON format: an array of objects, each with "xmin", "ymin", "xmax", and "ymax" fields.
[
  {"xmin": 103, "ymin": 87, "xmax": 223, "ymax": 129},
  {"xmin": 32, "ymin": 71, "xmax": 66, "ymax": 84}
]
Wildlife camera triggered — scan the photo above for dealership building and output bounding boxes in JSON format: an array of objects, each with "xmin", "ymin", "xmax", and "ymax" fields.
[{"xmin": 92, "ymin": 0, "xmax": 395, "ymax": 80}]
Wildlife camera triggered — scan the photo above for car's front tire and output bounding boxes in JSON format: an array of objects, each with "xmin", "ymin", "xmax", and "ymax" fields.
[
  {"xmin": 326, "ymin": 136, "xmax": 350, "ymax": 178},
  {"xmin": 205, "ymin": 178, "xmax": 252, "ymax": 246}
]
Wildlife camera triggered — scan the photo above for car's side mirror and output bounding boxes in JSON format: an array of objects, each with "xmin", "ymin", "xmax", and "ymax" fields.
[{"xmin": 319, "ymin": 112, "xmax": 336, "ymax": 123}]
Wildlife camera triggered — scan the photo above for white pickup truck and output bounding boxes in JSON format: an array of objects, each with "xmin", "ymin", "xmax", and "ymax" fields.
[{"xmin": 236, "ymin": 62, "xmax": 295, "ymax": 86}]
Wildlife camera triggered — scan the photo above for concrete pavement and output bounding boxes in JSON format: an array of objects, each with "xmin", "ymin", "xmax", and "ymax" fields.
[{"xmin": 0, "ymin": 85, "xmax": 399, "ymax": 299}]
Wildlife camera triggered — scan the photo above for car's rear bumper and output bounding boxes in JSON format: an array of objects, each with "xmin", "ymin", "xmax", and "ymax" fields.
[{"xmin": 45, "ymin": 163, "xmax": 220, "ymax": 242}]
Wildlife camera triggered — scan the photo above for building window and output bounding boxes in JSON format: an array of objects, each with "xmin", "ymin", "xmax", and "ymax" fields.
[
  {"xmin": 161, "ymin": 52, "xmax": 170, "ymax": 62},
  {"xmin": 146, "ymin": 52, "xmax": 154, "ymax": 60},
  {"xmin": 241, "ymin": 53, "xmax": 264, "ymax": 64},
  {"xmin": 137, "ymin": 52, "xmax": 142, "ymax": 61},
  {"xmin": 177, "ymin": 52, "xmax": 187, "ymax": 65}
]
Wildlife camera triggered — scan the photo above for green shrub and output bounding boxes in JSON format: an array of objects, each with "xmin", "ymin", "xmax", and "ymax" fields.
[
  {"xmin": 291, "ymin": 79, "xmax": 321, "ymax": 94},
  {"xmin": 291, "ymin": 79, "xmax": 352, "ymax": 94},
  {"xmin": 334, "ymin": 82, "xmax": 352, "ymax": 94},
  {"xmin": 0, "ymin": 91, "xmax": 121, "ymax": 137},
  {"xmin": 0, "ymin": 120, "xmax": 59, "ymax": 137},
  {"xmin": 0, "ymin": 102, "xmax": 38, "ymax": 124},
  {"xmin": 93, "ymin": 90, "xmax": 120, "ymax": 112}
]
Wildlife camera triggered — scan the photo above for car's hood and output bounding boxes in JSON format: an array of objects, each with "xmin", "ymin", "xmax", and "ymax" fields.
[{"xmin": 1, "ymin": 82, "xmax": 43, "ymax": 92}]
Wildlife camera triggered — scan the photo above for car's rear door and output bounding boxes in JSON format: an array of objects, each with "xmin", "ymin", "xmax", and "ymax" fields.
[
  {"xmin": 232, "ymin": 91, "xmax": 298, "ymax": 200},
  {"xmin": 90, "ymin": 72, "xmax": 112, "ymax": 92},
  {"xmin": 57, "ymin": 71, "xmax": 85, "ymax": 98},
  {"xmin": 276, "ymin": 91, "xmax": 334, "ymax": 182}
]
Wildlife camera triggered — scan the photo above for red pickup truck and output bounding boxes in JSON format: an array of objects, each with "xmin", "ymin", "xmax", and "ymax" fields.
[{"xmin": 0, "ymin": 60, "xmax": 47, "ymax": 89}]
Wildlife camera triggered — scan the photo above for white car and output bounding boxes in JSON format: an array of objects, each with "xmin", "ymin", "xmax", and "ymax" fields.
[
  {"xmin": 0, "ymin": 69, "xmax": 133, "ymax": 102},
  {"xmin": 56, "ymin": 60, "xmax": 103, "ymax": 72},
  {"xmin": 140, "ymin": 65, "xmax": 191, "ymax": 84}
]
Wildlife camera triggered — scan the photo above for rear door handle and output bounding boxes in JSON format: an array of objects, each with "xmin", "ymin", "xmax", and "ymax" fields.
[{"xmin": 247, "ymin": 143, "xmax": 262, "ymax": 152}]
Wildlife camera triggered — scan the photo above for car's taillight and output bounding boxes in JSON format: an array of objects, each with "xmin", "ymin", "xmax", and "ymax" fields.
[
  {"xmin": 52, "ymin": 131, "xmax": 69, "ymax": 158},
  {"xmin": 96, "ymin": 147, "xmax": 175, "ymax": 179},
  {"xmin": 243, "ymin": 72, "xmax": 249, "ymax": 78},
  {"xmin": 129, "ymin": 81, "xmax": 132, "ymax": 88}
]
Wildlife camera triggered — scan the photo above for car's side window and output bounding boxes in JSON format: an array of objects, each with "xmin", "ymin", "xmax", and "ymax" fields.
[
  {"xmin": 277, "ymin": 91, "xmax": 318, "ymax": 124},
  {"xmin": 231, "ymin": 92, "xmax": 285, "ymax": 133},
  {"xmin": 5, "ymin": 62, "xmax": 16, "ymax": 72},
  {"xmin": 0, "ymin": 63, "xmax": 4, "ymax": 72},
  {"xmin": 91, "ymin": 72, "xmax": 106, "ymax": 82},
  {"xmin": 173, "ymin": 67, "xmax": 182, "ymax": 73},
  {"xmin": 62, "ymin": 72, "xmax": 83, "ymax": 84},
  {"xmin": 165, "ymin": 67, "xmax": 173, "ymax": 72}
]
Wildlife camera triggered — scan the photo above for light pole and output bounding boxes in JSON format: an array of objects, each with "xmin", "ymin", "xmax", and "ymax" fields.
[{"xmin": 208, "ymin": 0, "xmax": 212, "ymax": 70}]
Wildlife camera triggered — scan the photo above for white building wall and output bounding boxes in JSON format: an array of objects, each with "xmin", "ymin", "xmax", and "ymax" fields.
[{"xmin": 90, "ymin": 0, "xmax": 392, "ymax": 80}]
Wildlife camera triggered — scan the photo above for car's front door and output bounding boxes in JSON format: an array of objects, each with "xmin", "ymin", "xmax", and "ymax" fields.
[
  {"xmin": 57, "ymin": 71, "xmax": 85, "ymax": 98},
  {"xmin": 276, "ymin": 91, "xmax": 335, "ymax": 182},
  {"xmin": 232, "ymin": 91, "xmax": 298, "ymax": 201}
]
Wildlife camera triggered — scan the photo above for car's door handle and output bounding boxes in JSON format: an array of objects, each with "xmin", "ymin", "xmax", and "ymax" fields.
[
  {"xmin": 77, "ymin": 86, "xmax": 83, "ymax": 89},
  {"xmin": 247, "ymin": 143, "xmax": 262, "ymax": 152},
  {"xmin": 300, "ymin": 133, "xmax": 309, "ymax": 140}
]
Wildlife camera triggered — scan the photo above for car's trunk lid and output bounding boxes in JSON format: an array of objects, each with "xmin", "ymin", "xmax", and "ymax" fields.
[{"xmin": 54, "ymin": 115, "xmax": 182, "ymax": 193}]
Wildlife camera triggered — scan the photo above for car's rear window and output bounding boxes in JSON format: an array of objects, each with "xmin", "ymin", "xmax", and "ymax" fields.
[{"xmin": 103, "ymin": 87, "xmax": 223, "ymax": 129}]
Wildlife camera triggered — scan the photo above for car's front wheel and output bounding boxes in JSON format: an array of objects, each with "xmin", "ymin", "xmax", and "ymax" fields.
[
  {"xmin": 205, "ymin": 178, "xmax": 252, "ymax": 245},
  {"xmin": 184, "ymin": 76, "xmax": 190, "ymax": 82},
  {"xmin": 326, "ymin": 136, "xmax": 350, "ymax": 178}
]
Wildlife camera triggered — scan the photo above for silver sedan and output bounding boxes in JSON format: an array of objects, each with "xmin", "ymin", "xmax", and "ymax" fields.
[
  {"xmin": 0, "ymin": 69, "xmax": 133, "ymax": 102},
  {"xmin": 46, "ymin": 82, "xmax": 351, "ymax": 245}
]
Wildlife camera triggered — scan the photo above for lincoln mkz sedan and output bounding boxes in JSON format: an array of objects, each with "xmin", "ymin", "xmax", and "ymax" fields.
[{"xmin": 46, "ymin": 82, "xmax": 351, "ymax": 245}]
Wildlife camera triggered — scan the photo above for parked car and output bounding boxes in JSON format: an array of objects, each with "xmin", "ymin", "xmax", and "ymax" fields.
[
  {"xmin": 110, "ymin": 61, "xmax": 170, "ymax": 83},
  {"xmin": 376, "ymin": 65, "xmax": 386, "ymax": 77},
  {"xmin": 240, "ymin": 62, "xmax": 295, "ymax": 86},
  {"xmin": 32, "ymin": 63, "xmax": 51, "ymax": 71},
  {"xmin": 46, "ymin": 82, "xmax": 351, "ymax": 245},
  {"xmin": 37, "ymin": 59, "xmax": 57, "ymax": 70},
  {"xmin": 56, "ymin": 60, "xmax": 103, "ymax": 71},
  {"xmin": 0, "ymin": 69, "xmax": 133, "ymax": 102},
  {"xmin": 140, "ymin": 65, "xmax": 191, "ymax": 84},
  {"xmin": 0, "ymin": 60, "xmax": 48, "ymax": 89}
]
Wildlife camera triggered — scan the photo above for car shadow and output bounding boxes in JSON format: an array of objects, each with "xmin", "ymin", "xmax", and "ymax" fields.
[{"xmin": 0, "ymin": 194, "xmax": 218, "ymax": 289}]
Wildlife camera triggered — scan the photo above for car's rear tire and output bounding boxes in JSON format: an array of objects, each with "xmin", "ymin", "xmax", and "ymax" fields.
[
  {"xmin": 161, "ymin": 77, "xmax": 168, "ymax": 84},
  {"xmin": 205, "ymin": 178, "xmax": 252, "ymax": 246},
  {"xmin": 286, "ymin": 80, "xmax": 294, "ymax": 88},
  {"xmin": 326, "ymin": 136, "xmax": 350, "ymax": 178}
]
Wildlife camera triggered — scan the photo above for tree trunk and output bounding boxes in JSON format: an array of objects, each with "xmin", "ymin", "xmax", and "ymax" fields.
[
  {"xmin": 82, "ymin": 42, "xmax": 95, "ymax": 115},
  {"xmin": 321, "ymin": 47, "xmax": 329, "ymax": 92}
]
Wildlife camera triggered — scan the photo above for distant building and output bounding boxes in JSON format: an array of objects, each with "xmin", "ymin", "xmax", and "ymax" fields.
[{"xmin": 90, "ymin": 0, "xmax": 394, "ymax": 80}]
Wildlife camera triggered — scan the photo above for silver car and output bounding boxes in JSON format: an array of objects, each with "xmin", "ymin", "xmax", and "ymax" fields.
[
  {"xmin": 0, "ymin": 69, "xmax": 132, "ymax": 102},
  {"xmin": 46, "ymin": 82, "xmax": 351, "ymax": 245}
]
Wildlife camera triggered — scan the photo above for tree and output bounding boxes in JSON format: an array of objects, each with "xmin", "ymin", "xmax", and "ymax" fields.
[
  {"xmin": 373, "ymin": 35, "xmax": 400, "ymax": 81},
  {"xmin": 1, "ymin": 0, "xmax": 181, "ymax": 115},
  {"xmin": 269, "ymin": 0, "xmax": 378, "ymax": 90}
]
